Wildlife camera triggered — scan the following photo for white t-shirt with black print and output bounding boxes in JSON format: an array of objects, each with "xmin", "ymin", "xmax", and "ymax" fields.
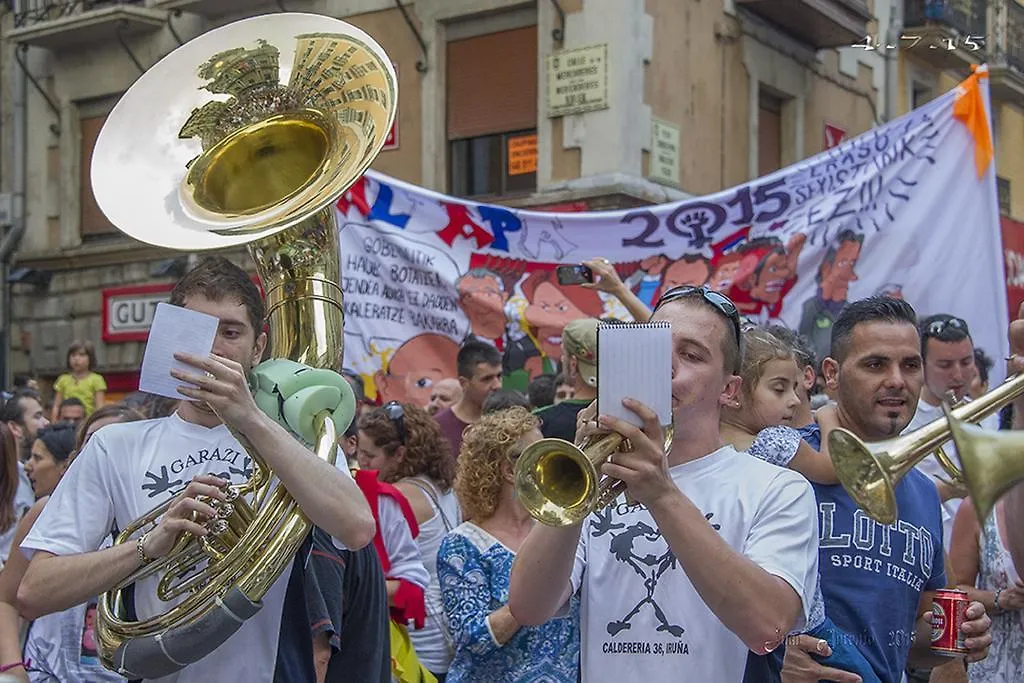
[
  {"xmin": 21, "ymin": 412, "xmax": 352, "ymax": 683},
  {"xmin": 569, "ymin": 445, "xmax": 820, "ymax": 683}
]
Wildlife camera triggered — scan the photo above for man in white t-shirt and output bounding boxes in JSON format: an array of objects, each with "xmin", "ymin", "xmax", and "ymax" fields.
[
  {"xmin": 508, "ymin": 285, "xmax": 821, "ymax": 683},
  {"xmin": 17, "ymin": 257, "xmax": 380, "ymax": 683},
  {"xmin": 904, "ymin": 313, "xmax": 1000, "ymax": 550}
]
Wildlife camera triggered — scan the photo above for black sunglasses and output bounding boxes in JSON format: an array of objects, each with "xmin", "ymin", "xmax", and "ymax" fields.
[
  {"xmin": 383, "ymin": 401, "xmax": 406, "ymax": 445},
  {"xmin": 654, "ymin": 284, "xmax": 743, "ymax": 348},
  {"xmin": 924, "ymin": 317, "xmax": 969, "ymax": 338}
]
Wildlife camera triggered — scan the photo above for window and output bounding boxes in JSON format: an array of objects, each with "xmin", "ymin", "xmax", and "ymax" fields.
[
  {"xmin": 80, "ymin": 114, "xmax": 116, "ymax": 237},
  {"xmin": 447, "ymin": 26, "xmax": 538, "ymax": 198},
  {"xmin": 450, "ymin": 130, "xmax": 537, "ymax": 197},
  {"xmin": 757, "ymin": 90, "xmax": 783, "ymax": 178},
  {"xmin": 998, "ymin": 176, "xmax": 1011, "ymax": 216}
]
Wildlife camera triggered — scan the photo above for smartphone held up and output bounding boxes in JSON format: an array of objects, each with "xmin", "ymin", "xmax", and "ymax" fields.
[{"xmin": 556, "ymin": 264, "xmax": 594, "ymax": 286}]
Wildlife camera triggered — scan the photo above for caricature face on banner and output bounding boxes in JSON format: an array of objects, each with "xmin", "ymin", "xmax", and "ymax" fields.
[{"xmin": 337, "ymin": 69, "xmax": 1008, "ymax": 405}]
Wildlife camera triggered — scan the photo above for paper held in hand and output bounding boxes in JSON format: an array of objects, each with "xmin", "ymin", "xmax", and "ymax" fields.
[
  {"xmin": 596, "ymin": 321, "xmax": 672, "ymax": 428},
  {"xmin": 139, "ymin": 303, "xmax": 219, "ymax": 400}
]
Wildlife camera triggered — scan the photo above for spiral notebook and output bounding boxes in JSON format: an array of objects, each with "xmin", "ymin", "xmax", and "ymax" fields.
[{"xmin": 596, "ymin": 321, "xmax": 672, "ymax": 428}]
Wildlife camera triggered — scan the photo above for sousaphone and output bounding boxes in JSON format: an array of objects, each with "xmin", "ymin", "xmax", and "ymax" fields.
[{"xmin": 89, "ymin": 14, "xmax": 396, "ymax": 678}]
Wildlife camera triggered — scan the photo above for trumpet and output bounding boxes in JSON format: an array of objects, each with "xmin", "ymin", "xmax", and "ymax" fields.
[
  {"xmin": 515, "ymin": 425, "xmax": 674, "ymax": 527},
  {"xmin": 830, "ymin": 373, "xmax": 1024, "ymax": 525}
]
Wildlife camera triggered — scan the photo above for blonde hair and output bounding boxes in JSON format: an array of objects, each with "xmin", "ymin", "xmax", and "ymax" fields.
[
  {"xmin": 740, "ymin": 327, "xmax": 797, "ymax": 397},
  {"xmin": 455, "ymin": 407, "xmax": 539, "ymax": 522}
]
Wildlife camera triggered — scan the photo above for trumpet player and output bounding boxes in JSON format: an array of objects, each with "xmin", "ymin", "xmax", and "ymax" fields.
[
  {"xmin": 905, "ymin": 314, "xmax": 998, "ymax": 549},
  {"xmin": 16, "ymin": 258, "xmax": 383, "ymax": 683},
  {"xmin": 508, "ymin": 285, "xmax": 821, "ymax": 682}
]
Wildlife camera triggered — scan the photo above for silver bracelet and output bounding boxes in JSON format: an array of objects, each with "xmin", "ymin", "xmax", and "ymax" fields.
[{"xmin": 994, "ymin": 588, "xmax": 1003, "ymax": 612}]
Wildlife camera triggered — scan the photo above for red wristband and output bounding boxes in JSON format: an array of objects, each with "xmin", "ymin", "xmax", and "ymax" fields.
[{"xmin": 0, "ymin": 660, "xmax": 27, "ymax": 672}]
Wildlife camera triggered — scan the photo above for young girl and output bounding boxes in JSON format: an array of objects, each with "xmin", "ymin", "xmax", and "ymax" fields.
[
  {"xmin": 52, "ymin": 341, "xmax": 106, "ymax": 422},
  {"xmin": 720, "ymin": 327, "xmax": 839, "ymax": 485},
  {"xmin": 724, "ymin": 326, "xmax": 879, "ymax": 683}
]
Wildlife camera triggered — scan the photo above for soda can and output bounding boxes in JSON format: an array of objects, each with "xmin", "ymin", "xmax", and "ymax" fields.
[{"xmin": 930, "ymin": 588, "xmax": 969, "ymax": 657}]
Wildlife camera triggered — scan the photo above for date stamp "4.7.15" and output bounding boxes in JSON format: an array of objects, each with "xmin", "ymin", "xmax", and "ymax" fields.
[{"xmin": 852, "ymin": 34, "xmax": 986, "ymax": 52}]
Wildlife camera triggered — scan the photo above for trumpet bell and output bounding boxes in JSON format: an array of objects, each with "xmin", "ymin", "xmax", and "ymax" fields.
[
  {"xmin": 515, "ymin": 438, "xmax": 601, "ymax": 527},
  {"xmin": 828, "ymin": 429, "xmax": 899, "ymax": 526},
  {"xmin": 944, "ymin": 403, "xmax": 1024, "ymax": 523}
]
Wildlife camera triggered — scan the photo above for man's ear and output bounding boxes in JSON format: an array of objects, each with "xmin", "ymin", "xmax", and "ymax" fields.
[
  {"xmin": 253, "ymin": 331, "xmax": 268, "ymax": 366},
  {"xmin": 395, "ymin": 445, "xmax": 407, "ymax": 463},
  {"xmin": 720, "ymin": 374, "xmax": 743, "ymax": 409},
  {"xmin": 6, "ymin": 421, "xmax": 22, "ymax": 442},
  {"xmin": 822, "ymin": 357, "xmax": 840, "ymax": 391}
]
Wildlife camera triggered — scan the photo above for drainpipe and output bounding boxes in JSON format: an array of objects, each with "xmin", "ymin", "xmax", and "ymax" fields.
[
  {"xmin": 884, "ymin": 0, "xmax": 903, "ymax": 122},
  {"xmin": 1, "ymin": 44, "xmax": 29, "ymax": 387}
]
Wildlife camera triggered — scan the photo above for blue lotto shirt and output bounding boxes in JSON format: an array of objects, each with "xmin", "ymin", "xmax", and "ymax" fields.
[{"xmin": 803, "ymin": 424, "xmax": 946, "ymax": 682}]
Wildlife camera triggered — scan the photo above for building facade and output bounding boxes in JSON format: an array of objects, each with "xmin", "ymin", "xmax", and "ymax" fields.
[{"xmin": 0, "ymin": 0, "xmax": 1016, "ymax": 399}]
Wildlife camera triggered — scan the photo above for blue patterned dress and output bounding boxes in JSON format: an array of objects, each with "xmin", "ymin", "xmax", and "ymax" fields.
[{"xmin": 437, "ymin": 522, "xmax": 579, "ymax": 682}]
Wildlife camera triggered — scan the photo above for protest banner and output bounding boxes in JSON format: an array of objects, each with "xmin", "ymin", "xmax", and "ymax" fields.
[{"xmin": 336, "ymin": 68, "xmax": 1006, "ymax": 405}]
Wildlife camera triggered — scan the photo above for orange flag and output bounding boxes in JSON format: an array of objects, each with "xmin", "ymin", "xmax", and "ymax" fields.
[{"xmin": 953, "ymin": 64, "xmax": 994, "ymax": 179}]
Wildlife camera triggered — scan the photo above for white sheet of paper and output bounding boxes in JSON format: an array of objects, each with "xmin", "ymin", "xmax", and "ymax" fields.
[
  {"xmin": 138, "ymin": 303, "xmax": 219, "ymax": 401},
  {"xmin": 597, "ymin": 321, "xmax": 673, "ymax": 429}
]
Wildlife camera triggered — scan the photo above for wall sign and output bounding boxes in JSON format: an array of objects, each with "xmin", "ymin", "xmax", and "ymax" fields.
[
  {"xmin": 102, "ymin": 284, "xmax": 173, "ymax": 343},
  {"xmin": 649, "ymin": 118, "xmax": 681, "ymax": 186},
  {"xmin": 546, "ymin": 44, "xmax": 609, "ymax": 118}
]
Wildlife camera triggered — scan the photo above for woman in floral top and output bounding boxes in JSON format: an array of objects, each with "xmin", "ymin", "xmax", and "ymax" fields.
[{"xmin": 437, "ymin": 407, "xmax": 579, "ymax": 682}]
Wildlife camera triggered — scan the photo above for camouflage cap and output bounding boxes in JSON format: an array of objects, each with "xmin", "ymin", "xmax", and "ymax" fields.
[{"xmin": 562, "ymin": 318, "xmax": 599, "ymax": 387}]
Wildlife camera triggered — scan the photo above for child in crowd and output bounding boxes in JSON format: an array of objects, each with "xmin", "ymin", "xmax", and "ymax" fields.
[
  {"xmin": 720, "ymin": 327, "xmax": 839, "ymax": 485},
  {"xmin": 51, "ymin": 340, "xmax": 106, "ymax": 422}
]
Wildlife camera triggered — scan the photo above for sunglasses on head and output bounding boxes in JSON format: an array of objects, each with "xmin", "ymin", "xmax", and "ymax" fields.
[
  {"xmin": 654, "ymin": 285, "xmax": 743, "ymax": 348},
  {"xmin": 925, "ymin": 317, "xmax": 969, "ymax": 338},
  {"xmin": 383, "ymin": 401, "xmax": 406, "ymax": 445}
]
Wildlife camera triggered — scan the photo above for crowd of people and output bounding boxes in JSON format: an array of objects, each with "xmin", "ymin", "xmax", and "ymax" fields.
[{"xmin": 0, "ymin": 254, "xmax": 1018, "ymax": 683}]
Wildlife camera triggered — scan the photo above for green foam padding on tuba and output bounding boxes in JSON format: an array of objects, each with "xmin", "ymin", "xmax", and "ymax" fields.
[{"xmin": 251, "ymin": 358, "xmax": 358, "ymax": 445}]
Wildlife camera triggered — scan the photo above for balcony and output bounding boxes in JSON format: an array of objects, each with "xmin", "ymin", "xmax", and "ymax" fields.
[
  {"xmin": 902, "ymin": 0, "xmax": 988, "ymax": 70},
  {"xmin": 988, "ymin": 0, "xmax": 1024, "ymax": 102},
  {"xmin": 149, "ymin": 0, "xmax": 254, "ymax": 18},
  {"xmin": 8, "ymin": 0, "xmax": 166, "ymax": 51},
  {"xmin": 736, "ymin": 0, "xmax": 873, "ymax": 49}
]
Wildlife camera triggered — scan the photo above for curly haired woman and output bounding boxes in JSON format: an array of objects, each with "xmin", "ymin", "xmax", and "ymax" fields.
[
  {"xmin": 437, "ymin": 407, "xmax": 579, "ymax": 682},
  {"xmin": 358, "ymin": 402, "xmax": 460, "ymax": 681}
]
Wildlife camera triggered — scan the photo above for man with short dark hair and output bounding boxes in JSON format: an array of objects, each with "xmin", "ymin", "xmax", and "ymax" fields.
[
  {"xmin": 20, "ymin": 256, "xmax": 385, "ymax": 682},
  {"xmin": 782, "ymin": 296, "xmax": 992, "ymax": 682},
  {"xmin": 434, "ymin": 340, "xmax": 502, "ymax": 458},
  {"xmin": 1, "ymin": 391, "xmax": 49, "ymax": 462},
  {"xmin": 511, "ymin": 286, "xmax": 820, "ymax": 682},
  {"xmin": 534, "ymin": 318, "xmax": 598, "ymax": 442},
  {"xmin": 57, "ymin": 397, "xmax": 86, "ymax": 425},
  {"xmin": 905, "ymin": 313, "xmax": 998, "ymax": 549}
]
